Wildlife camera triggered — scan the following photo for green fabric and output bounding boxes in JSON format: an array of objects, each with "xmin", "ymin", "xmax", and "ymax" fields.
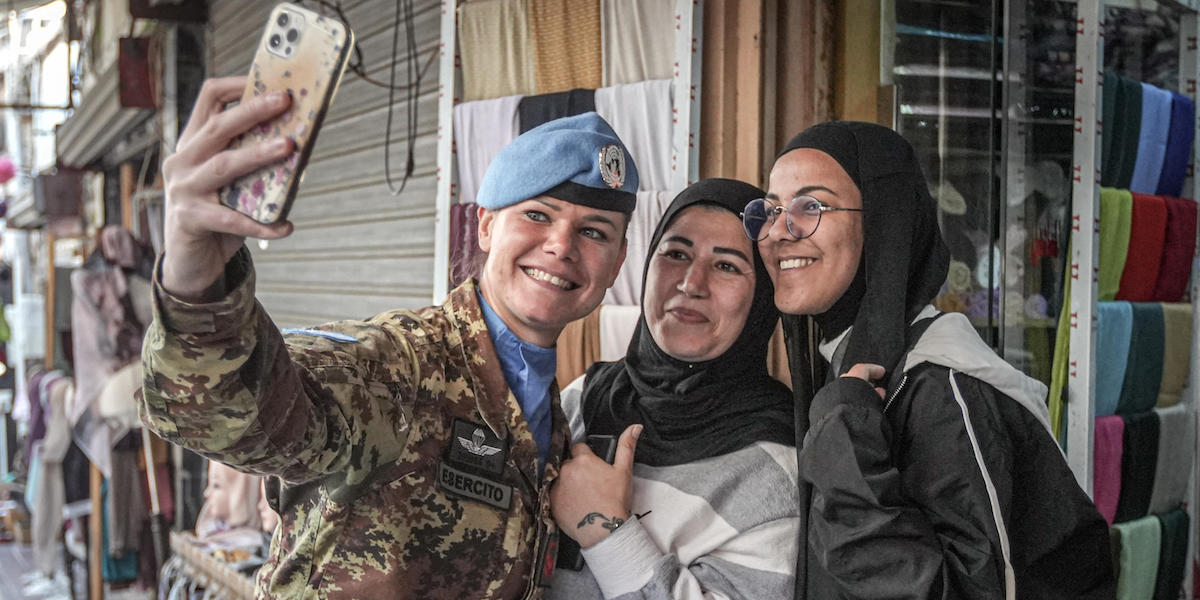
[
  {"xmin": 1116, "ymin": 303, "xmax": 1165, "ymax": 414},
  {"xmin": 1049, "ymin": 235, "xmax": 1072, "ymax": 442},
  {"xmin": 1114, "ymin": 516, "xmax": 1161, "ymax": 600},
  {"xmin": 1158, "ymin": 303, "xmax": 1193, "ymax": 407},
  {"xmin": 1114, "ymin": 75, "xmax": 1144, "ymax": 189},
  {"xmin": 1102, "ymin": 71, "xmax": 1118, "ymax": 185},
  {"xmin": 1154, "ymin": 509, "xmax": 1189, "ymax": 600},
  {"xmin": 1099, "ymin": 188, "xmax": 1133, "ymax": 301}
]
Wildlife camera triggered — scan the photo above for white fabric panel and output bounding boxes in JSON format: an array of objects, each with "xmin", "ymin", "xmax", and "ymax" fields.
[
  {"xmin": 458, "ymin": 0, "xmax": 537, "ymax": 101},
  {"xmin": 605, "ymin": 190, "xmax": 675, "ymax": 305},
  {"xmin": 453, "ymin": 95, "xmax": 523, "ymax": 204},
  {"xmin": 595, "ymin": 79, "xmax": 674, "ymax": 191},
  {"xmin": 600, "ymin": 0, "xmax": 674, "ymax": 86},
  {"xmin": 600, "ymin": 305, "xmax": 642, "ymax": 361}
]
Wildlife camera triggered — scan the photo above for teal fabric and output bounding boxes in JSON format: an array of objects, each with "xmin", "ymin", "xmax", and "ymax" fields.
[
  {"xmin": 1102, "ymin": 71, "xmax": 1118, "ymax": 185},
  {"xmin": 1153, "ymin": 509, "xmax": 1189, "ymax": 600},
  {"xmin": 1095, "ymin": 302, "xmax": 1133, "ymax": 416},
  {"xmin": 1114, "ymin": 75, "xmax": 1144, "ymax": 189},
  {"xmin": 101, "ymin": 480, "xmax": 138, "ymax": 582},
  {"xmin": 1114, "ymin": 516, "xmax": 1161, "ymax": 600},
  {"xmin": 1116, "ymin": 303, "xmax": 1165, "ymax": 414}
]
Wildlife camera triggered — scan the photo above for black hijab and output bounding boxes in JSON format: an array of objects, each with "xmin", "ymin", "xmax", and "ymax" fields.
[
  {"xmin": 580, "ymin": 178, "xmax": 795, "ymax": 467},
  {"xmin": 778, "ymin": 121, "xmax": 950, "ymax": 378}
]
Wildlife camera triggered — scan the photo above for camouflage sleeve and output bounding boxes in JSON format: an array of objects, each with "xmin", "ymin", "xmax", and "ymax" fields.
[{"xmin": 140, "ymin": 247, "xmax": 415, "ymax": 485}]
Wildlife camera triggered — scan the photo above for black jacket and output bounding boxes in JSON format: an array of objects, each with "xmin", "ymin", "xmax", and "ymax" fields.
[{"xmin": 799, "ymin": 314, "xmax": 1115, "ymax": 599}]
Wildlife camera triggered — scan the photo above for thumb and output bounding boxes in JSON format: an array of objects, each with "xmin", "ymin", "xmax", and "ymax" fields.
[{"xmin": 613, "ymin": 424, "xmax": 642, "ymax": 471}]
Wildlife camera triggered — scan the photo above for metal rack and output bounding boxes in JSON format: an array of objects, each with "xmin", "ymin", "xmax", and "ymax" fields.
[
  {"xmin": 1068, "ymin": 0, "xmax": 1200, "ymax": 596},
  {"xmin": 430, "ymin": 0, "xmax": 704, "ymax": 302}
]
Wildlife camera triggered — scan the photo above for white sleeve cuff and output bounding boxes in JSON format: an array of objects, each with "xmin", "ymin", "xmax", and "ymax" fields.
[{"xmin": 580, "ymin": 517, "xmax": 664, "ymax": 598}]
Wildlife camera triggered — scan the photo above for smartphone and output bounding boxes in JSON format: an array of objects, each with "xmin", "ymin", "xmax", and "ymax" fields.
[
  {"xmin": 219, "ymin": 3, "xmax": 353, "ymax": 224},
  {"xmin": 556, "ymin": 434, "xmax": 619, "ymax": 571}
]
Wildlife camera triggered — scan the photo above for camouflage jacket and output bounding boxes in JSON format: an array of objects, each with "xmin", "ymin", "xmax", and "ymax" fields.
[{"xmin": 141, "ymin": 248, "xmax": 567, "ymax": 599}]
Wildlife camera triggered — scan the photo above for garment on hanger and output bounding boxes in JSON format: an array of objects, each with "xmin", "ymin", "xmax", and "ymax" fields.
[
  {"xmin": 458, "ymin": 0, "xmax": 537, "ymax": 102},
  {"xmin": 1113, "ymin": 75, "xmax": 1143, "ymax": 190},
  {"xmin": 1148, "ymin": 403, "xmax": 1194, "ymax": 515},
  {"xmin": 1098, "ymin": 188, "xmax": 1133, "ymax": 301},
  {"xmin": 528, "ymin": 0, "xmax": 601, "ymax": 93},
  {"xmin": 1092, "ymin": 415, "xmax": 1124, "ymax": 524},
  {"xmin": 108, "ymin": 433, "xmax": 146, "ymax": 558},
  {"xmin": 101, "ymin": 480, "xmax": 139, "ymax": 582},
  {"xmin": 1156, "ymin": 303, "xmax": 1192, "ymax": 408},
  {"xmin": 1116, "ymin": 193, "xmax": 1166, "ymax": 301},
  {"xmin": 1129, "ymin": 84, "xmax": 1172, "ymax": 194},
  {"xmin": 454, "ymin": 95, "xmax": 522, "ymax": 206},
  {"xmin": 1156, "ymin": 93, "xmax": 1194, "ymax": 197},
  {"xmin": 603, "ymin": 190, "xmax": 673, "ymax": 305},
  {"xmin": 1112, "ymin": 516, "xmax": 1161, "ymax": 600},
  {"xmin": 598, "ymin": 304, "xmax": 640, "ymax": 362},
  {"xmin": 31, "ymin": 377, "xmax": 72, "ymax": 575},
  {"xmin": 1153, "ymin": 196, "xmax": 1198, "ymax": 302},
  {"xmin": 517, "ymin": 89, "xmax": 596, "ymax": 133},
  {"xmin": 1114, "ymin": 410, "xmax": 1159, "ymax": 523},
  {"xmin": 600, "ymin": 0, "xmax": 673, "ymax": 86},
  {"xmin": 1095, "ymin": 301, "xmax": 1132, "ymax": 417},
  {"xmin": 1153, "ymin": 508, "xmax": 1189, "ymax": 600},
  {"xmin": 1116, "ymin": 302, "xmax": 1164, "ymax": 415},
  {"xmin": 449, "ymin": 202, "xmax": 483, "ymax": 288},
  {"xmin": 594, "ymin": 79, "xmax": 673, "ymax": 191}
]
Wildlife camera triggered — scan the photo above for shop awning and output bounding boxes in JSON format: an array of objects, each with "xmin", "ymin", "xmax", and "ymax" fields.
[{"xmin": 55, "ymin": 58, "xmax": 154, "ymax": 169}]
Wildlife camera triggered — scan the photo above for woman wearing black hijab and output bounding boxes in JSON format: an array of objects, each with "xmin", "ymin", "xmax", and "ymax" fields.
[
  {"xmin": 747, "ymin": 121, "xmax": 1114, "ymax": 599},
  {"xmin": 547, "ymin": 178, "xmax": 798, "ymax": 599}
]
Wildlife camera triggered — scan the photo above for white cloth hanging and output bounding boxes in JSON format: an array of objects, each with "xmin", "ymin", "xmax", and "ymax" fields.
[
  {"xmin": 595, "ymin": 79, "xmax": 674, "ymax": 191},
  {"xmin": 604, "ymin": 190, "xmax": 675, "ymax": 306},
  {"xmin": 600, "ymin": 0, "xmax": 674, "ymax": 86},
  {"xmin": 454, "ymin": 95, "xmax": 523, "ymax": 205},
  {"xmin": 599, "ymin": 305, "xmax": 642, "ymax": 361}
]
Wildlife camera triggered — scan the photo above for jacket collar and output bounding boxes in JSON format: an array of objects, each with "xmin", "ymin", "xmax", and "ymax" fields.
[{"xmin": 443, "ymin": 279, "xmax": 568, "ymax": 489}]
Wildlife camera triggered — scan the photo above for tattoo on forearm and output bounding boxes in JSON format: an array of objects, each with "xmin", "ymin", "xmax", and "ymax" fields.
[{"xmin": 577, "ymin": 512, "xmax": 626, "ymax": 532}]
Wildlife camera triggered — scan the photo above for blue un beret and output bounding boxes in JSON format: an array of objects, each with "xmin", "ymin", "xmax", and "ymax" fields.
[{"xmin": 476, "ymin": 112, "xmax": 639, "ymax": 215}]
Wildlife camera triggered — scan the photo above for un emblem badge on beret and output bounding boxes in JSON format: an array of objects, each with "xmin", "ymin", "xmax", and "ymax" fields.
[{"xmin": 599, "ymin": 145, "xmax": 626, "ymax": 189}]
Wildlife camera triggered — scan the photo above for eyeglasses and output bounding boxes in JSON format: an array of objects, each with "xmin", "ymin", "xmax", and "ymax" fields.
[{"xmin": 740, "ymin": 196, "xmax": 864, "ymax": 241}]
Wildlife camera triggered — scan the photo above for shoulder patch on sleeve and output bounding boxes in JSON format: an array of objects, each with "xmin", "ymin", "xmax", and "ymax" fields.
[{"xmin": 282, "ymin": 328, "xmax": 359, "ymax": 344}]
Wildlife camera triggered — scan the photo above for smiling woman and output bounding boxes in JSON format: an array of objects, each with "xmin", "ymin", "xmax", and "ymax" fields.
[{"xmin": 547, "ymin": 178, "xmax": 799, "ymax": 600}]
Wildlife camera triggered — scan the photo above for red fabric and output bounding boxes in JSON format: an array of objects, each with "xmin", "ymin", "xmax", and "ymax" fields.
[
  {"xmin": 1154, "ymin": 196, "xmax": 1198, "ymax": 302},
  {"xmin": 1094, "ymin": 415, "xmax": 1125, "ymax": 525},
  {"xmin": 1117, "ymin": 193, "xmax": 1168, "ymax": 301}
]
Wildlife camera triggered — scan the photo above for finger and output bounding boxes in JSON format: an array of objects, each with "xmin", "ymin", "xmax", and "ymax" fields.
[
  {"xmin": 843, "ymin": 363, "xmax": 885, "ymax": 382},
  {"xmin": 875, "ymin": 386, "xmax": 886, "ymax": 400},
  {"xmin": 569, "ymin": 442, "xmax": 594, "ymax": 459},
  {"xmin": 179, "ymin": 201, "xmax": 294, "ymax": 240},
  {"xmin": 181, "ymin": 90, "xmax": 292, "ymax": 163},
  {"xmin": 182, "ymin": 136, "xmax": 294, "ymax": 193},
  {"xmin": 178, "ymin": 77, "xmax": 248, "ymax": 148},
  {"xmin": 613, "ymin": 424, "xmax": 642, "ymax": 471}
]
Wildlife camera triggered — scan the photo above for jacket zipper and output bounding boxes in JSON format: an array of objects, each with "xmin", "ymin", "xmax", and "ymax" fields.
[{"xmin": 883, "ymin": 374, "xmax": 908, "ymax": 413}]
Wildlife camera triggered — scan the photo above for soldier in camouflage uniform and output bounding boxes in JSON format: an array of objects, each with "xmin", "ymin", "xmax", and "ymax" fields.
[{"xmin": 140, "ymin": 77, "xmax": 641, "ymax": 598}]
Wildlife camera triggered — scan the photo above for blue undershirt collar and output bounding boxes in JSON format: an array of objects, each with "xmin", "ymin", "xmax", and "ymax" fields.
[{"xmin": 476, "ymin": 290, "xmax": 556, "ymax": 473}]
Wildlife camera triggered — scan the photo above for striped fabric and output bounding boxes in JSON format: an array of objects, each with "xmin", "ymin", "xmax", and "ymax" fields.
[{"xmin": 550, "ymin": 379, "xmax": 800, "ymax": 599}]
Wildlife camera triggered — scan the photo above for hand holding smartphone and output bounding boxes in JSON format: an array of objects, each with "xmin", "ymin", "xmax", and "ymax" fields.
[{"xmin": 220, "ymin": 3, "xmax": 353, "ymax": 224}]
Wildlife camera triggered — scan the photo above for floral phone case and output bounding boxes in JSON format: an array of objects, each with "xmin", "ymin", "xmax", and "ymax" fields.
[{"xmin": 220, "ymin": 3, "xmax": 352, "ymax": 224}]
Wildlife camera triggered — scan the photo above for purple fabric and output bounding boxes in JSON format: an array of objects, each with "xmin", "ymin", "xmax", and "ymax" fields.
[
  {"xmin": 1094, "ymin": 415, "xmax": 1125, "ymax": 524},
  {"xmin": 23, "ymin": 370, "xmax": 48, "ymax": 462},
  {"xmin": 450, "ymin": 203, "xmax": 483, "ymax": 288}
]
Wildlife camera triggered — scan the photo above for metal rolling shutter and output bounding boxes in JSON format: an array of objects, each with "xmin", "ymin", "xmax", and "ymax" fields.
[{"xmin": 210, "ymin": 0, "xmax": 440, "ymax": 327}]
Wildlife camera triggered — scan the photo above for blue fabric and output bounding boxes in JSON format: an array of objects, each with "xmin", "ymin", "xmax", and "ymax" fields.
[
  {"xmin": 1096, "ymin": 301, "xmax": 1133, "ymax": 417},
  {"xmin": 476, "ymin": 111, "xmax": 639, "ymax": 214},
  {"xmin": 1131, "ymin": 83, "xmax": 1173, "ymax": 194},
  {"xmin": 477, "ymin": 291, "xmax": 557, "ymax": 472},
  {"xmin": 1157, "ymin": 92, "xmax": 1195, "ymax": 197}
]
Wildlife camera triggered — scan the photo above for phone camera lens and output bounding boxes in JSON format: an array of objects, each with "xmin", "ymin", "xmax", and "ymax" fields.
[
  {"xmin": 277, "ymin": 12, "xmax": 289, "ymax": 27},
  {"xmin": 269, "ymin": 34, "xmax": 282, "ymax": 48},
  {"xmin": 286, "ymin": 28, "xmax": 298, "ymax": 42}
]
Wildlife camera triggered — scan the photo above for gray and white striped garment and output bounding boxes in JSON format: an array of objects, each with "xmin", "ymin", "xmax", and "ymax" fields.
[{"xmin": 547, "ymin": 378, "xmax": 799, "ymax": 600}]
